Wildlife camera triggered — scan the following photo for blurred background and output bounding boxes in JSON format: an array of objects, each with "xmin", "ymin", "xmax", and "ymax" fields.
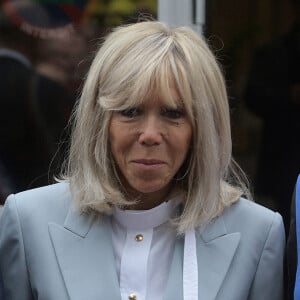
[{"xmin": 0, "ymin": 0, "xmax": 299, "ymax": 232}]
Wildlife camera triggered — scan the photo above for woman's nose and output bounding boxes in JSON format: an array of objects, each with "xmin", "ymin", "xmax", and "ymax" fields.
[{"xmin": 138, "ymin": 116, "xmax": 164, "ymax": 146}]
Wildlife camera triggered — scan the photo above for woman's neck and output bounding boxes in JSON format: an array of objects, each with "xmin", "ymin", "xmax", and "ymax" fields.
[{"xmin": 124, "ymin": 184, "xmax": 173, "ymax": 210}]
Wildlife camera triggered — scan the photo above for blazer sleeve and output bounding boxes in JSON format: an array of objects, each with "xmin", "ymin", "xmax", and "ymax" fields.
[
  {"xmin": 0, "ymin": 195, "xmax": 34, "ymax": 300},
  {"xmin": 248, "ymin": 212, "xmax": 285, "ymax": 300}
]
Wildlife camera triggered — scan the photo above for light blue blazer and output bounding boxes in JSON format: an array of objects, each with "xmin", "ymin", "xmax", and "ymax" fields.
[{"xmin": 0, "ymin": 183, "xmax": 285, "ymax": 300}]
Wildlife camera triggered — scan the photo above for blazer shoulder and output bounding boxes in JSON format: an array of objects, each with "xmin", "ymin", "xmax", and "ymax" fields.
[
  {"xmin": 222, "ymin": 198, "xmax": 284, "ymax": 236},
  {"xmin": 5, "ymin": 182, "xmax": 72, "ymax": 224},
  {"xmin": 229, "ymin": 197, "xmax": 280, "ymax": 219}
]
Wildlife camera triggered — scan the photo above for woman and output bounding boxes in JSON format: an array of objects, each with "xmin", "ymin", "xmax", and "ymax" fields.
[{"xmin": 0, "ymin": 21, "xmax": 285, "ymax": 300}]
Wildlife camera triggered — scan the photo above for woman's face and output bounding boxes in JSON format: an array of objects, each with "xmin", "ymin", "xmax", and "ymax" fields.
[{"xmin": 109, "ymin": 88, "xmax": 192, "ymax": 209}]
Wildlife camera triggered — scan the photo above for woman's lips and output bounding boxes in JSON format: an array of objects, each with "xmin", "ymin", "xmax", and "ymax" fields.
[{"xmin": 131, "ymin": 159, "xmax": 166, "ymax": 170}]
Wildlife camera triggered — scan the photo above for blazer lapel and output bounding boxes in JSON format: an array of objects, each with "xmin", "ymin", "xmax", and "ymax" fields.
[
  {"xmin": 197, "ymin": 216, "xmax": 240, "ymax": 300},
  {"xmin": 49, "ymin": 207, "xmax": 121, "ymax": 300},
  {"xmin": 164, "ymin": 215, "xmax": 240, "ymax": 300},
  {"xmin": 163, "ymin": 237, "xmax": 184, "ymax": 300}
]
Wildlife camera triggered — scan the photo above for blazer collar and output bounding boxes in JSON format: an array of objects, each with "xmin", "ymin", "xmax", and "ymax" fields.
[
  {"xmin": 49, "ymin": 205, "xmax": 121, "ymax": 300},
  {"xmin": 49, "ymin": 204, "xmax": 240, "ymax": 300},
  {"xmin": 164, "ymin": 213, "xmax": 241, "ymax": 300}
]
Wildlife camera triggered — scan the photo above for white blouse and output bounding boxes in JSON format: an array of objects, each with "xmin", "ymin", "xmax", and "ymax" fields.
[{"xmin": 110, "ymin": 197, "xmax": 181, "ymax": 300}]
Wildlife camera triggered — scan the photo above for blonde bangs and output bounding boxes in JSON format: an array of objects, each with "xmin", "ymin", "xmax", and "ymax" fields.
[{"xmin": 97, "ymin": 42, "xmax": 194, "ymax": 124}]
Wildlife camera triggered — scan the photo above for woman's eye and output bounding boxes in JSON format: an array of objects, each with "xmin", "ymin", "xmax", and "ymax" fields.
[
  {"xmin": 162, "ymin": 108, "xmax": 184, "ymax": 119},
  {"xmin": 119, "ymin": 108, "xmax": 140, "ymax": 118}
]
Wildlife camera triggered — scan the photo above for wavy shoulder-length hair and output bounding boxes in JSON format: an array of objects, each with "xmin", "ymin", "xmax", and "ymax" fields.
[{"xmin": 63, "ymin": 21, "xmax": 250, "ymax": 233}]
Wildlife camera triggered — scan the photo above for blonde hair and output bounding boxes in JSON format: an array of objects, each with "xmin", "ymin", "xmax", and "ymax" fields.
[{"xmin": 63, "ymin": 21, "xmax": 250, "ymax": 233}]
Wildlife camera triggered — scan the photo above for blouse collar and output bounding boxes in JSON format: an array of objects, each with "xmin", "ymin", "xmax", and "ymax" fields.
[{"xmin": 112, "ymin": 194, "xmax": 182, "ymax": 231}]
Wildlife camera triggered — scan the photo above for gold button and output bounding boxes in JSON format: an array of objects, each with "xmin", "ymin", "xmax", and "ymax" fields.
[
  {"xmin": 128, "ymin": 293, "xmax": 137, "ymax": 300},
  {"xmin": 135, "ymin": 234, "xmax": 143, "ymax": 242}
]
